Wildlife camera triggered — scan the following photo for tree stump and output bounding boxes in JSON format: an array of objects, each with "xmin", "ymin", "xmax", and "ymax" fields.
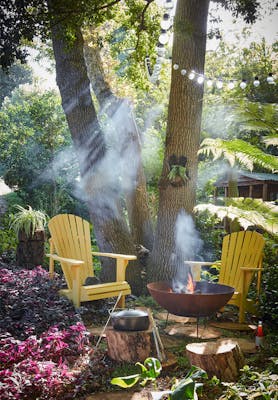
[
  {"xmin": 106, "ymin": 309, "xmax": 154, "ymax": 363},
  {"xmin": 16, "ymin": 229, "xmax": 45, "ymax": 269},
  {"xmin": 186, "ymin": 340, "xmax": 245, "ymax": 381}
]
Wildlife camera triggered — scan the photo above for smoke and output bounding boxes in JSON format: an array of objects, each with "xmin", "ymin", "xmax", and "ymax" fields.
[
  {"xmin": 175, "ymin": 210, "xmax": 203, "ymax": 261},
  {"xmin": 172, "ymin": 210, "xmax": 203, "ymax": 292}
]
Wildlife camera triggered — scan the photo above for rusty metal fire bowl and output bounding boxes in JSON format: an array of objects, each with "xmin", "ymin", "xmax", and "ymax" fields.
[{"xmin": 147, "ymin": 281, "xmax": 235, "ymax": 318}]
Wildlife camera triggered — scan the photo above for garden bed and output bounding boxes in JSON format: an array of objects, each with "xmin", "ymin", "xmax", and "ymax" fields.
[{"xmin": 0, "ymin": 260, "xmax": 277, "ymax": 400}]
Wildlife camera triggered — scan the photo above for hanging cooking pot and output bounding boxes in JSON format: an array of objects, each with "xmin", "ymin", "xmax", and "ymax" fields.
[{"xmin": 109, "ymin": 308, "xmax": 150, "ymax": 331}]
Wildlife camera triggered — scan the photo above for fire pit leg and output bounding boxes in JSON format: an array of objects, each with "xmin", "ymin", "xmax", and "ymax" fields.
[{"xmin": 165, "ymin": 312, "xmax": 169, "ymax": 328}]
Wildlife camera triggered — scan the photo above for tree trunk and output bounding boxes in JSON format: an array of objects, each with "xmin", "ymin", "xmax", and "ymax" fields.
[
  {"xmin": 48, "ymin": 10, "xmax": 141, "ymax": 292},
  {"xmin": 83, "ymin": 40, "xmax": 154, "ymax": 250},
  {"xmin": 149, "ymin": 0, "xmax": 210, "ymax": 281}
]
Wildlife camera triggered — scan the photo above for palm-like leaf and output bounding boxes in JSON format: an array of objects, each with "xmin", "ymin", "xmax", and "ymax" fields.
[
  {"xmin": 199, "ymin": 138, "xmax": 278, "ymax": 172},
  {"xmin": 262, "ymin": 134, "xmax": 278, "ymax": 148},
  {"xmin": 195, "ymin": 199, "xmax": 278, "ymax": 236}
]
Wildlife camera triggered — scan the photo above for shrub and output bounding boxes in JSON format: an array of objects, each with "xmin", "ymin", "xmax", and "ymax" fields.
[{"xmin": 0, "ymin": 264, "xmax": 91, "ymax": 399}]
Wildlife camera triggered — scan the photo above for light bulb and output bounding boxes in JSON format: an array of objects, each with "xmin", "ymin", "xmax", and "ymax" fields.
[
  {"xmin": 228, "ymin": 81, "xmax": 235, "ymax": 90},
  {"xmin": 156, "ymin": 47, "xmax": 166, "ymax": 57},
  {"xmin": 158, "ymin": 31, "xmax": 169, "ymax": 45},
  {"xmin": 216, "ymin": 80, "xmax": 223, "ymax": 89},
  {"xmin": 180, "ymin": 69, "xmax": 187, "ymax": 76},
  {"xmin": 253, "ymin": 77, "xmax": 260, "ymax": 87},
  {"xmin": 188, "ymin": 71, "xmax": 195, "ymax": 80},
  {"xmin": 266, "ymin": 73, "xmax": 275, "ymax": 84},
  {"xmin": 165, "ymin": 0, "xmax": 174, "ymax": 9},
  {"xmin": 240, "ymin": 80, "xmax": 247, "ymax": 89},
  {"xmin": 173, "ymin": 63, "xmax": 179, "ymax": 70},
  {"xmin": 160, "ymin": 14, "xmax": 172, "ymax": 30},
  {"xmin": 206, "ymin": 79, "xmax": 213, "ymax": 88},
  {"xmin": 197, "ymin": 76, "xmax": 204, "ymax": 84},
  {"xmin": 156, "ymin": 56, "xmax": 164, "ymax": 64}
]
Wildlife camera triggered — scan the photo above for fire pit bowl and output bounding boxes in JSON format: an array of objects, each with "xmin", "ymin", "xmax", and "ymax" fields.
[{"xmin": 147, "ymin": 281, "xmax": 234, "ymax": 318}]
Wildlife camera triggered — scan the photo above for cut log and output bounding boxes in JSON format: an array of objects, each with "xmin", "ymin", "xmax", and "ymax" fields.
[
  {"xmin": 106, "ymin": 325, "xmax": 152, "ymax": 362},
  {"xmin": 106, "ymin": 308, "xmax": 156, "ymax": 363},
  {"xmin": 186, "ymin": 340, "xmax": 245, "ymax": 381}
]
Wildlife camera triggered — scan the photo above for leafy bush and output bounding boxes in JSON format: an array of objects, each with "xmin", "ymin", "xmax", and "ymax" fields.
[
  {"xmin": 259, "ymin": 234, "xmax": 278, "ymax": 324},
  {"xmin": 195, "ymin": 210, "xmax": 224, "ymax": 262},
  {"xmin": 0, "ymin": 264, "xmax": 91, "ymax": 399}
]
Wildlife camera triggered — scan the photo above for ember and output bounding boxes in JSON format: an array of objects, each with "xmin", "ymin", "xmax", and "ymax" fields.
[{"xmin": 172, "ymin": 272, "xmax": 196, "ymax": 294}]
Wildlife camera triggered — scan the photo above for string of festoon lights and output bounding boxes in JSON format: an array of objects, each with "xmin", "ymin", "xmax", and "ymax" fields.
[{"xmin": 145, "ymin": 0, "xmax": 276, "ymax": 89}]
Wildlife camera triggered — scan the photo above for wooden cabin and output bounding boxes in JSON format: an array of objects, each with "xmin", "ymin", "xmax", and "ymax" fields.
[{"xmin": 214, "ymin": 172, "xmax": 278, "ymax": 201}]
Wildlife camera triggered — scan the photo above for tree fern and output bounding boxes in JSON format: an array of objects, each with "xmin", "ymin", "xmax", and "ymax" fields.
[
  {"xmin": 199, "ymin": 138, "xmax": 278, "ymax": 172},
  {"xmin": 195, "ymin": 199, "xmax": 278, "ymax": 236}
]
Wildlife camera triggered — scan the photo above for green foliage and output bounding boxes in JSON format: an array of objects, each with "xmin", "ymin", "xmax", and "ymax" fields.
[
  {"xmin": 217, "ymin": 363, "xmax": 278, "ymax": 400},
  {"xmin": 199, "ymin": 138, "xmax": 278, "ymax": 172},
  {"xmin": 194, "ymin": 210, "xmax": 224, "ymax": 262},
  {"xmin": 0, "ymin": 88, "xmax": 84, "ymax": 216},
  {"xmin": 111, "ymin": 357, "xmax": 207, "ymax": 400},
  {"xmin": 0, "ymin": 62, "xmax": 32, "ymax": 105},
  {"xmin": 10, "ymin": 205, "xmax": 47, "ymax": 237},
  {"xmin": 195, "ymin": 199, "xmax": 278, "ymax": 236},
  {"xmin": 111, "ymin": 357, "xmax": 162, "ymax": 388},
  {"xmin": 169, "ymin": 366, "xmax": 207, "ymax": 400},
  {"xmin": 259, "ymin": 234, "xmax": 278, "ymax": 324}
]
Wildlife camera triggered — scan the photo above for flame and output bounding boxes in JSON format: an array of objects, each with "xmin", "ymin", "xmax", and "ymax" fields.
[{"xmin": 186, "ymin": 273, "xmax": 195, "ymax": 293}]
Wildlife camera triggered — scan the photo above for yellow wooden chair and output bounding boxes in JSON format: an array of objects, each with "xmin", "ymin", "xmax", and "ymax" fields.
[
  {"xmin": 186, "ymin": 231, "xmax": 265, "ymax": 323},
  {"xmin": 47, "ymin": 214, "xmax": 137, "ymax": 308}
]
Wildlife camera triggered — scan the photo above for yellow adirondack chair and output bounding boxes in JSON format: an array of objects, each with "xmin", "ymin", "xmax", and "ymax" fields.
[
  {"xmin": 47, "ymin": 214, "xmax": 137, "ymax": 308},
  {"xmin": 186, "ymin": 231, "xmax": 265, "ymax": 323}
]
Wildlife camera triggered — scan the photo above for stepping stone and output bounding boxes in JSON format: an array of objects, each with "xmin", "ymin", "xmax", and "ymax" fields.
[
  {"xmin": 217, "ymin": 338, "xmax": 257, "ymax": 354},
  {"xmin": 209, "ymin": 321, "xmax": 256, "ymax": 331},
  {"xmin": 156, "ymin": 312, "xmax": 196, "ymax": 324},
  {"xmin": 164, "ymin": 323, "xmax": 222, "ymax": 339},
  {"xmin": 86, "ymin": 390, "xmax": 150, "ymax": 399},
  {"xmin": 87, "ymin": 326, "xmax": 106, "ymax": 337}
]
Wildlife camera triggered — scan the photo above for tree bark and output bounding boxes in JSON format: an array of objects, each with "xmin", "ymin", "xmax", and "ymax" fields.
[
  {"xmin": 48, "ymin": 8, "xmax": 141, "ymax": 292},
  {"xmin": 186, "ymin": 340, "xmax": 245, "ymax": 381},
  {"xmin": 149, "ymin": 0, "xmax": 210, "ymax": 281},
  {"xmin": 83, "ymin": 40, "xmax": 154, "ymax": 250}
]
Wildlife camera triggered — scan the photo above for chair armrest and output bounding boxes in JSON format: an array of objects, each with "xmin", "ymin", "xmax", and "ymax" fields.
[
  {"xmin": 92, "ymin": 251, "xmax": 137, "ymax": 261},
  {"xmin": 46, "ymin": 253, "xmax": 84, "ymax": 266},
  {"xmin": 92, "ymin": 252, "xmax": 137, "ymax": 282},
  {"xmin": 184, "ymin": 261, "xmax": 220, "ymax": 281}
]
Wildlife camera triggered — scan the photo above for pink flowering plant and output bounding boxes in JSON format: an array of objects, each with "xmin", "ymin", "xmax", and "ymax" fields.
[{"xmin": 0, "ymin": 265, "xmax": 91, "ymax": 399}]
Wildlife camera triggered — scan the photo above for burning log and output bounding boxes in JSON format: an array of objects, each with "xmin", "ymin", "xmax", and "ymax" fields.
[{"xmin": 186, "ymin": 340, "xmax": 245, "ymax": 382}]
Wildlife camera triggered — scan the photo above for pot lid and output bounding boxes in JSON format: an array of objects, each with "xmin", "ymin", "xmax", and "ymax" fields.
[{"xmin": 111, "ymin": 309, "xmax": 148, "ymax": 318}]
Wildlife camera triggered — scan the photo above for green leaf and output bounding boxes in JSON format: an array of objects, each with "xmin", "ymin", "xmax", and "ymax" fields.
[
  {"xmin": 143, "ymin": 357, "xmax": 162, "ymax": 378},
  {"xmin": 110, "ymin": 374, "xmax": 140, "ymax": 388},
  {"xmin": 170, "ymin": 378, "xmax": 195, "ymax": 400}
]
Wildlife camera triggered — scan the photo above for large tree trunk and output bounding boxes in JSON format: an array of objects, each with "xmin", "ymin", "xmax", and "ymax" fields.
[
  {"xmin": 149, "ymin": 0, "xmax": 210, "ymax": 281},
  {"xmin": 83, "ymin": 40, "xmax": 154, "ymax": 250},
  {"xmin": 48, "ymin": 10, "xmax": 142, "ymax": 292}
]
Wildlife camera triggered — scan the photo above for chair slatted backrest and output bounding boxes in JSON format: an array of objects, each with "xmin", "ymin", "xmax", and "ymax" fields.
[
  {"xmin": 48, "ymin": 214, "xmax": 94, "ymax": 288},
  {"xmin": 219, "ymin": 231, "xmax": 265, "ymax": 293}
]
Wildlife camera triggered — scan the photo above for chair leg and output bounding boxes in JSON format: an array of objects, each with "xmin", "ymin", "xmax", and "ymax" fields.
[
  {"xmin": 239, "ymin": 303, "xmax": 245, "ymax": 323},
  {"xmin": 117, "ymin": 295, "xmax": 125, "ymax": 309}
]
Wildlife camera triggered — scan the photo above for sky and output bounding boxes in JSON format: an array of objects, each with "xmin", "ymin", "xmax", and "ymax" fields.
[{"xmin": 29, "ymin": 1, "xmax": 277, "ymax": 90}]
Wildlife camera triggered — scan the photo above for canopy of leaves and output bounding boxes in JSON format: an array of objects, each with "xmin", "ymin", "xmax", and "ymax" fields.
[{"xmin": 0, "ymin": 62, "xmax": 32, "ymax": 105}]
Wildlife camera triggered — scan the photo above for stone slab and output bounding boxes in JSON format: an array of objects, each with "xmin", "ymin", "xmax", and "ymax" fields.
[
  {"xmin": 156, "ymin": 312, "xmax": 196, "ymax": 324},
  {"xmin": 86, "ymin": 391, "xmax": 151, "ymax": 399},
  {"xmin": 164, "ymin": 324, "xmax": 222, "ymax": 339},
  {"xmin": 209, "ymin": 321, "xmax": 257, "ymax": 331},
  {"xmin": 217, "ymin": 338, "xmax": 257, "ymax": 354}
]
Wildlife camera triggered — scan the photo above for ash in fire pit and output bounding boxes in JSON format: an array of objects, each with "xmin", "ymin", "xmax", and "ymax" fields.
[{"xmin": 147, "ymin": 281, "xmax": 234, "ymax": 318}]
